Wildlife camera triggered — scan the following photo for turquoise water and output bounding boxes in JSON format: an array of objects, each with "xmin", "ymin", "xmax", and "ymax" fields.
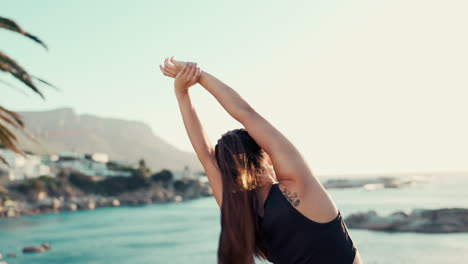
[{"xmin": 1, "ymin": 173, "xmax": 468, "ymax": 263}]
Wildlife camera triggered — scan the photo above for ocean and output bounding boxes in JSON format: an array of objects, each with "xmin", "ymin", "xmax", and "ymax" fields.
[{"xmin": 1, "ymin": 173, "xmax": 467, "ymax": 264}]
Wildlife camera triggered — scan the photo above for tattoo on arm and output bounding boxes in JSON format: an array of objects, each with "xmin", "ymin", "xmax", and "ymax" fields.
[{"xmin": 282, "ymin": 188, "xmax": 301, "ymax": 207}]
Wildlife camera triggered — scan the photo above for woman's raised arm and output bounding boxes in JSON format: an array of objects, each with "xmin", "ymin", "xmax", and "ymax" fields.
[
  {"xmin": 194, "ymin": 65, "xmax": 321, "ymax": 190},
  {"xmin": 160, "ymin": 60, "xmax": 223, "ymax": 207}
]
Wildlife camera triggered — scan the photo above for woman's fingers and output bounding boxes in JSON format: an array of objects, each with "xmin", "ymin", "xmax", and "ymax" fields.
[
  {"xmin": 159, "ymin": 64, "xmax": 176, "ymax": 77},
  {"xmin": 164, "ymin": 57, "xmax": 170, "ymax": 68},
  {"xmin": 186, "ymin": 63, "xmax": 197, "ymax": 81},
  {"xmin": 176, "ymin": 63, "xmax": 189, "ymax": 78},
  {"xmin": 165, "ymin": 57, "xmax": 173, "ymax": 67},
  {"xmin": 171, "ymin": 60, "xmax": 201, "ymax": 85},
  {"xmin": 191, "ymin": 65, "xmax": 201, "ymax": 83},
  {"xmin": 164, "ymin": 65, "xmax": 176, "ymax": 75},
  {"xmin": 164, "ymin": 57, "xmax": 177, "ymax": 71},
  {"xmin": 159, "ymin": 65, "xmax": 175, "ymax": 74},
  {"xmin": 170, "ymin": 56, "xmax": 186, "ymax": 70},
  {"xmin": 182, "ymin": 62, "xmax": 192, "ymax": 80},
  {"xmin": 159, "ymin": 64, "xmax": 171, "ymax": 76}
]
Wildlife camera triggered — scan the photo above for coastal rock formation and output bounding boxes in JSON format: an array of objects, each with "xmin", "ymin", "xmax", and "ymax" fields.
[
  {"xmin": 67, "ymin": 203, "xmax": 77, "ymax": 211},
  {"xmin": 1, "ymin": 170, "xmax": 212, "ymax": 218},
  {"xmin": 111, "ymin": 199, "xmax": 120, "ymax": 207},
  {"xmin": 22, "ymin": 243, "xmax": 52, "ymax": 253},
  {"xmin": 345, "ymin": 208, "xmax": 468, "ymax": 233},
  {"xmin": 78, "ymin": 201, "xmax": 95, "ymax": 210},
  {"xmin": 323, "ymin": 176, "xmax": 428, "ymax": 190}
]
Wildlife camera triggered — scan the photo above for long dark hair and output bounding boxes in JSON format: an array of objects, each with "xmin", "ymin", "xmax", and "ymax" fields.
[{"xmin": 214, "ymin": 128, "xmax": 270, "ymax": 264}]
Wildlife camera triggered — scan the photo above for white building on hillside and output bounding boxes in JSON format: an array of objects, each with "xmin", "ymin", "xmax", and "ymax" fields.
[
  {"xmin": 0, "ymin": 149, "xmax": 51, "ymax": 181},
  {"xmin": 48, "ymin": 152, "xmax": 131, "ymax": 177}
]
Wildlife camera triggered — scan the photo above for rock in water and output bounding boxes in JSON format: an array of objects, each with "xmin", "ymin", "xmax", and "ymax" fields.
[
  {"xmin": 112, "ymin": 199, "xmax": 120, "ymax": 207},
  {"xmin": 67, "ymin": 203, "xmax": 78, "ymax": 211},
  {"xmin": 41, "ymin": 243, "xmax": 52, "ymax": 250},
  {"xmin": 345, "ymin": 208, "xmax": 468, "ymax": 233},
  {"xmin": 22, "ymin": 243, "xmax": 52, "ymax": 253},
  {"xmin": 22, "ymin": 246, "xmax": 45, "ymax": 253}
]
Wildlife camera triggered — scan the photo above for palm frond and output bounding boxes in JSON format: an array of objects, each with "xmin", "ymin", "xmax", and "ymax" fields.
[
  {"xmin": 0, "ymin": 155, "xmax": 8, "ymax": 166},
  {"xmin": 0, "ymin": 106, "xmax": 37, "ymax": 166},
  {"xmin": 0, "ymin": 106, "xmax": 38, "ymax": 143},
  {"xmin": 0, "ymin": 51, "xmax": 45, "ymax": 99},
  {"xmin": 0, "ymin": 106, "xmax": 24, "ymax": 129},
  {"xmin": 32, "ymin": 75, "xmax": 60, "ymax": 92},
  {"xmin": 0, "ymin": 121, "xmax": 25, "ymax": 167},
  {"xmin": 0, "ymin": 122, "xmax": 23, "ymax": 154},
  {"xmin": 0, "ymin": 17, "xmax": 53, "ymax": 165},
  {"xmin": 0, "ymin": 16, "xmax": 48, "ymax": 50}
]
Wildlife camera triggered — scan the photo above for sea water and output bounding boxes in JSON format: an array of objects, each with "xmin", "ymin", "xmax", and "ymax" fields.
[{"xmin": 1, "ymin": 173, "xmax": 467, "ymax": 264}]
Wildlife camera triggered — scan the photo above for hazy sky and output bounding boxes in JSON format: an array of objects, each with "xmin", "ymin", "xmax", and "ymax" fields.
[{"xmin": 2, "ymin": 0, "xmax": 467, "ymax": 175}]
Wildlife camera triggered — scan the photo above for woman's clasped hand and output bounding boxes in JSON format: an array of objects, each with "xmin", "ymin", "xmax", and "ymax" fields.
[{"xmin": 159, "ymin": 56, "xmax": 202, "ymax": 94}]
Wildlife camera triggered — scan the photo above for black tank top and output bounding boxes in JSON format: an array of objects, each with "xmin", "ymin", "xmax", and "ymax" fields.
[{"xmin": 257, "ymin": 183, "xmax": 357, "ymax": 264}]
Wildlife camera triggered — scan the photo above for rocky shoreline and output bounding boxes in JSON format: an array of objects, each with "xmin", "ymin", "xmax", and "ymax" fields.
[
  {"xmin": 345, "ymin": 208, "xmax": 468, "ymax": 233},
  {"xmin": 0, "ymin": 189, "xmax": 211, "ymax": 219},
  {"xmin": 0, "ymin": 168, "xmax": 213, "ymax": 219}
]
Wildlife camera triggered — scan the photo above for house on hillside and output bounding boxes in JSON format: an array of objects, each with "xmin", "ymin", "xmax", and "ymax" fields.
[
  {"xmin": 0, "ymin": 148, "xmax": 51, "ymax": 181},
  {"xmin": 47, "ymin": 152, "xmax": 132, "ymax": 177}
]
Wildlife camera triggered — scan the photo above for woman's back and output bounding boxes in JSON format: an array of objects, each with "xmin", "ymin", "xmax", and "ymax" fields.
[{"xmin": 257, "ymin": 182, "xmax": 358, "ymax": 264}]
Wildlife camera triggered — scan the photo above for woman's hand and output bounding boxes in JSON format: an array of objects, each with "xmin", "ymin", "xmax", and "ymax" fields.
[
  {"xmin": 159, "ymin": 56, "xmax": 187, "ymax": 78},
  {"xmin": 174, "ymin": 62, "xmax": 202, "ymax": 96}
]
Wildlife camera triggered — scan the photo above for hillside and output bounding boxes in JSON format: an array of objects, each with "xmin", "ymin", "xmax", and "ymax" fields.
[{"xmin": 13, "ymin": 107, "xmax": 203, "ymax": 172}]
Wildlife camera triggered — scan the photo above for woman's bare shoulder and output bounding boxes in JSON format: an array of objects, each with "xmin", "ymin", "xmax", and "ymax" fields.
[{"xmin": 277, "ymin": 178, "xmax": 339, "ymax": 223}]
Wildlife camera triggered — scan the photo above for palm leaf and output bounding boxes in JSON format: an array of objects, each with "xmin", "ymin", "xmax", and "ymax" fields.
[
  {"xmin": 0, "ymin": 123, "xmax": 22, "ymax": 167},
  {"xmin": 0, "ymin": 154, "xmax": 7, "ymax": 166},
  {"xmin": 0, "ymin": 17, "xmax": 48, "ymax": 50},
  {"xmin": 0, "ymin": 106, "xmax": 38, "ymax": 143},
  {"xmin": 0, "ymin": 122, "xmax": 23, "ymax": 154},
  {"xmin": 0, "ymin": 51, "xmax": 45, "ymax": 98},
  {"xmin": 0, "ymin": 17, "xmax": 53, "ymax": 165},
  {"xmin": 0, "ymin": 126, "xmax": 40, "ymax": 166},
  {"xmin": 0, "ymin": 106, "xmax": 24, "ymax": 129},
  {"xmin": 32, "ymin": 75, "xmax": 60, "ymax": 92},
  {"xmin": 0, "ymin": 106, "xmax": 40, "ymax": 166}
]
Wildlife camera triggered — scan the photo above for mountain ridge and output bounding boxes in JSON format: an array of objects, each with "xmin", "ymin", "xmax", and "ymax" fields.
[{"xmin": 13, "ymin": 107, "xmax": 203, "ymax": 172}]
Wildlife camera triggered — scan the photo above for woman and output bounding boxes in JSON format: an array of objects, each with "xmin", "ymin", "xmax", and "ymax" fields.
[{"xmin": 159, "ymin": 57, "xmax": 362, "ymax": 264}]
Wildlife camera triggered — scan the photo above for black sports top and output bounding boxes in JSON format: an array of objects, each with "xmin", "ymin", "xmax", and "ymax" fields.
[{"xmin": 257, "ymin": 183, "xmax": 357, "ymax": 264}]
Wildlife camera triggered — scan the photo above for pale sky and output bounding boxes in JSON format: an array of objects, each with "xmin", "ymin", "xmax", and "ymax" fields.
[{"xmin": 2, "ymin": 0, "xmax": 467, "ymax": 175}]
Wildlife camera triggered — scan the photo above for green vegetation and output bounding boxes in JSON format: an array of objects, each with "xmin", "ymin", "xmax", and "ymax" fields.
[
  {"xmin": 10, "ymin": 165, "xmax": 174, "ymax": 197},
  {"xmin": 68, "ymin": 169, "xmax": 152, "ymax": 196},
  {"xmin": 151, "ymin": 169, "xmax": 173, "ymax": 188},
  {"xmin": 15, "ymin": 175, "xmax": 64, "ymax": 197}
]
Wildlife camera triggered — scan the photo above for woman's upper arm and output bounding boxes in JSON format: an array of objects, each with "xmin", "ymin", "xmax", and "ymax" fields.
[
  {"xmin": 200, "ymin": 155, "xmax": 223, "ymax": 208},
  {"xmin": 238, "ymin": 108, "xmax": 316, "ymax": 186}
]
